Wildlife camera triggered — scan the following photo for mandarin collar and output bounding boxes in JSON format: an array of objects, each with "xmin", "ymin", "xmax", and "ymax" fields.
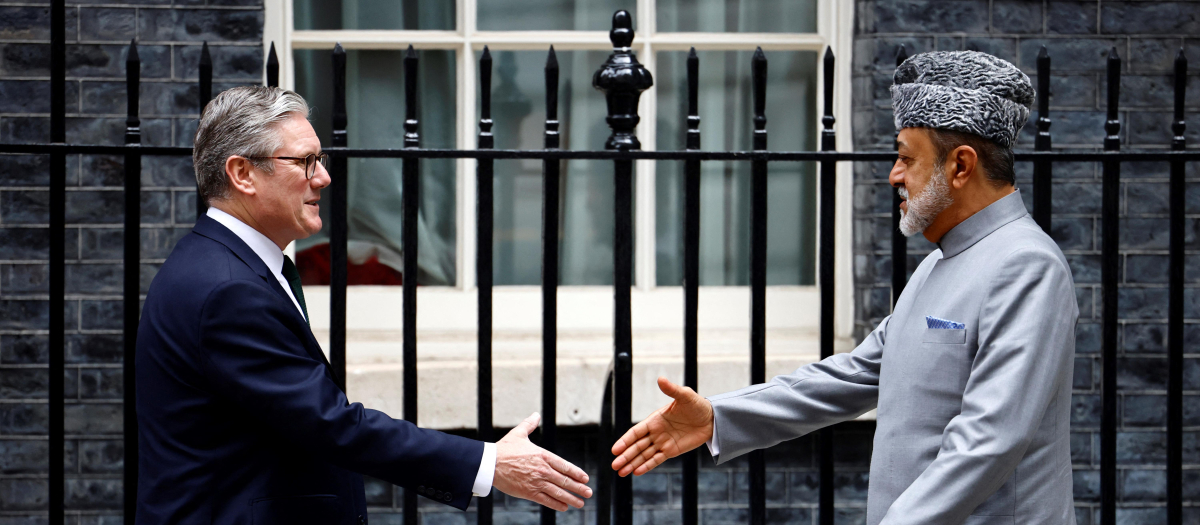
[{"xmin": 936, "ymin": 190, "xmax": 1029, "ymax": 259}]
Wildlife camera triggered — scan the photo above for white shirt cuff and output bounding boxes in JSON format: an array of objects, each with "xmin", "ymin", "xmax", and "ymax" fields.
[
  {"xmin": 472, "ymin": 442, "xmax": 497, "ymax": 497},
  {"xmin": 705, "ymin": 410, "xmax": 720, "ymax": 457}
]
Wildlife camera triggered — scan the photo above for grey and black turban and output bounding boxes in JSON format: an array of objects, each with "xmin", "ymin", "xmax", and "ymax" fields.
[{"xmin": 891, "ymin": 50, "xmax": 1035, "ymax": 149}]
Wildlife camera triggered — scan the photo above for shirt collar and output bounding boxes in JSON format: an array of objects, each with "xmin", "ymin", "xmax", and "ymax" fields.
[
  {"xmin": 206, "ymin": 207, "xmax": 285, "ymax": 276},
  {"xmin": 936, "ymin": 189, "xmax": 1029, "ymax": 259}
]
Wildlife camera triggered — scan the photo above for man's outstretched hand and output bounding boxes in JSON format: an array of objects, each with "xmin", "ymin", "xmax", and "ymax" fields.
[
  {"xmin": 611, "ymin": 377, "xmax": 714, "ymax": 477},
  {"xmin": 494, "ymin": 412, "xmax": 592, "ymax": 512}
]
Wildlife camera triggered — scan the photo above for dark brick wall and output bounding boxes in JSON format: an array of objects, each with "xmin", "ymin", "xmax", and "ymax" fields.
[
  {"xmin": 852, "ymin": 0, "xmax": 1200, "ymax": 523},
  {"xmin": 0, "ymin": 1, "xmax": 263, "ymax": 521}
]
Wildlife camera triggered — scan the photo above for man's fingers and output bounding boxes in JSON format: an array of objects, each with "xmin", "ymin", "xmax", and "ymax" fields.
[
  {"xmin": 616, "ymin": 435, "xmax": 657, "ymax": 477},
  {"xmin": 612, "ymin": 432, "xmax": 653, "ymax": 471},
  {"xmin": 542, "ymin": 483, "xmax": 586, "ymax": 509},
  {"xmin": 633, "ymin": 452, "xmax": 667, "ymax": 477},
  {"xmin": 611, "ymin": 420, "xmax": 650, "ymax": 456},
  {"xmin": 544, "ymin": 452, "xmax": 590, "ymax": 487},
  {"xmin": 533, "ymin": 492, "xmax": 569, "ymax": 513}
]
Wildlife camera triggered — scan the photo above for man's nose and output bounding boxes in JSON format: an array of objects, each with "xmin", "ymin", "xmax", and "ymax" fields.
[
  {"xmin": 889, "ymin": 160, "xmax": 904, "ymax": 188},
  {"xmin": 312, "ymin": 161, "xmax": 331, "ymax": 189}
]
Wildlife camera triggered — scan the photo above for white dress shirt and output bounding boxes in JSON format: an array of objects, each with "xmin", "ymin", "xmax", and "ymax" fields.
[{"xmin": 205, "ymin": 207, "xmax": 497, "ymax": 497}]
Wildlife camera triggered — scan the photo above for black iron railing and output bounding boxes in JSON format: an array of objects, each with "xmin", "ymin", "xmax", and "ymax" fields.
[{"xmin": 3, "ymin": 3, "xmax": 1200, "ymax": 525}]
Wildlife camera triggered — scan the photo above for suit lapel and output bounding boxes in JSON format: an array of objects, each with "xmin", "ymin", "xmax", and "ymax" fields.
[{"xmin": 193, "ymin": 216, "xmax": 336, "ymax": 375}]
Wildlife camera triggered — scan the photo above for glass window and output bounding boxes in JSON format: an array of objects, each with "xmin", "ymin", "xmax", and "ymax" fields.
[
  {"xmin": 654, "ymin": 50, "xmax": 818, "ymax": 286},
  {"xmin": 477, "ymin": 0, "xmax": 634, "ymax": 31},
  {"xmin": 294, "ymin": 0, "xmax": 455, "ymax": 30},
  {"xmin": 656, "ymin": 0, "xmax": 817, "ymax": 33},
  {"xmin": 293, "ymin": 49, "xmax": 458, "ymax": 286},
  {"xmin": 481, "ymin": 49, "xmax": 633, "ymax": 285}
]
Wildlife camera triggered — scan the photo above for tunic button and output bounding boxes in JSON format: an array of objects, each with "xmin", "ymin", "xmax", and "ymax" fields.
[
  {"xmin": 443, "ymin": 494, "xmax": 452, "ymax": 502},
  {"xmin": 357, "ymin": 515, "xmax": 367, "ymax": 525}
]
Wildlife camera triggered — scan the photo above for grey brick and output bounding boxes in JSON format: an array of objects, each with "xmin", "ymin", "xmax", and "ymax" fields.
[
  {"xmin": 1123, "ymin": 395, "xmax": 1165, "ymax": 426},
  {"xmin": 0, "ymin": 300, "xmax": 49, "ymax": 330},
  {"xmin": 79, "ymin": 155, "xmax": 126, "ymax": 187},
  {"xmin": 991, "ymin": 0, "xmax": 1042, "ymax": 34},
  {"xmin": 1101, "ymin": 2, "xmax": 1200, "ymax": 35},
  {"xmin": 1016, "ymin": 110, "xmax": 1112, "ymax": 147},
  {"xmin": 175, "ymin": 44, "xmax": 263, "ymax": 81},
  {"xmin": 1018, "ymin": 38, "xmax": 1125, "ymax": 74},
  {"xmin": 175, "ymin": 118, "xmax": 199, "ymax": 147},
  {"xmin": 1, "ymin": 190, "xmax": 48, "ymax": 224},
  {"xmin": 1, "ymin": 335, "xmax": 48, "ymax": 365},
  {"xmin": 0, "ymin": 369, "xmax": 48, "ymax": 398},
  {"xmin": 0, "ymin": 440, "xmax": 47, "ymax": 475},
  {"xmin": 1127, "ymin": 112, "xmax": 1200, "ymax": 146},
  {"xmin": 1071, "ymin": 432, "xmax": 1094, "ymax": 464},
  {"xmin": 80, "ymin": 82, "xmax": 127, "ymax": 115},
  {"xmin": 1124, "ymin": 322, "xmax": 1165, "ymax": 352},
  {"xmin": 143, "ymin": 155, "xmax": 196, "ymax": 187},
  {"xmin": 79, "ymin": 8, "xmax": 137, "ymax": 42},
  {"xmin": 1027, "ymin": 73, "xmax": 1098, "ymax": 110},
  {"xmin": 67, "ymin": 44, "xmax": 171, "ymax": 79},
  {"xmin": 0, "ymin": 155, "xmax": 51, "ymax": 187},
  {"xmin": 1072, "ymin": 393, "xmax": 1101, "ymax": 426},
  {"xmin": 1074, "ymin": 469, "xmax": 1100, "ymax": 502},
  {"xmin": 834, "ymin": 507, "xmax": 867, "ymax": 525},
  {"xmin": 765, "ymin": 508, "xmax": 812, "ymax": 524},
  {"xmin": 731, "ymin": 470, "xmax": 785, "ymax": 505},
  {"xmin": 80, "ymin": 368, "xmax": 122, "ymax": 399},
  {"xmin": 1115, "ymin": 507, "xmax": 1167, "ymax": 524},
  {"xmin": 142, "ymin": 227, "xmax": 191, "ymax": 259},
  {"xmin": 2, "ymin": 263, "xmax": 47, "ymax": 293},
  {"xmin": 1066, "ymin": 254, "xmax": 1100, "ymax": 284},
  {"xmin": 1117, "ymin": 288, "xmax": 1168, "ymax": 321},
  {"xmin": 143, "ymin": 191, "xmax": 172, "ymax": 223},
  {"xmin": 79, "ymin": 440, "xmax": 123, "ymax": 473},
  {"xmin": 138, "ymin": 9, "xmax": 263, "ymax": 43},
  {"xmin": 1051, "ymin": 217, "xmax": 1093, "ymax": 250},
  {"xmin": 1101, "ymin": 74, "xmax": 1194, "ymax": 109},
  {"xmin": 66, "ymin": 263, "xmax": 122, "ymax": 294},
  {"xmin": 1117, "ymin": 431, "xmax": 1166, "ymax": 465},
  {"xmin": 1130, "ymin": 39, "xmax": 1190, "ymax": 73},
  {"xmin": 700, "ymin": 508, "xmax": 748, "ymax": 525},
  {"xmin": 66, "ymin": 190, "xmax": 123, "ymax": 224},
  {"xmin": 1047, "ymin": 1, "xmax": 1097, "ymax": 35},
  {"xmin": 0, "ymin": 479, "xmax": 48, "ymax": 511},
  {"xmin": 632, "ymin": 471, "xmax": 670, "ymax": 505},
  {"xmin": 963, "ymin": 37, "xmax": 1018, "ymax": 64},
  {"xmin": 64, "ymin": 402, "xmax": 122, "ymax": 434},
  {"xmin": 1125, "ymin": 255, "xmax": 1169, "ymax": 285},
  {"xmin": 65, "ymin": 479, "xmax": 121, "ymax": 510},
  {"xmin": 80, "ymin": 300, "xmax": 122, "ymax": 330},
  {"xmin": 0, "ymin": 6, "xmax": 53, "ymax": 40},
  {"xmin": 1126, "ymin": 181, "xmax": 1168, "ymax": 215},
  {"xmin": 1074, "ymin": 356, "xmax": 1095, "ymax": 389},
  {"xmin": 697, "ymin": 470, "xmax": 728, "ymax": 502},
  {"xmin": 141, "ymin": 82, "xmax": 201, "ymax": 116},
  {"xmin": 1119, "ymin": 356, "xmax": 1167, "ymax": 390},
  {"xmin": 0, "ymin": 43, "xmax": 50, "ymax": 76},
  {"xmin": 871, "ymin": 0, "xmax": 989, "ymax": 33},
  {"xmin": 66, "ymin": 334, "xmax": 123, "ymax": 364},
  {"xmin": 80, "ymin": 228, "xmax": 123, "ymax": 260},
  {"xmin": 0, "ymin": 81, "xmax": 52, "ymax": 113},
  {"xmin": 1054, "ymin": 181, "xmax": 1103, "ymax": 214},
  {"xmin": 0, "ymin": 403, "xmax": 48, "ymax": 435}
]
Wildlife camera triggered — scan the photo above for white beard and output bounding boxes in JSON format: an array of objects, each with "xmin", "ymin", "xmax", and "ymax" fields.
[{"xmin": 898, "ymin": 165, "xmax": 953, "ymax": 237}]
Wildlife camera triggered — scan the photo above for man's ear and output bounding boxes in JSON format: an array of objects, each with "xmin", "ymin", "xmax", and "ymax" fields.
[
  {"xmin": 947, "ymin": 145, "xmax": 978, "ymax": 190},
  {"xmin": 225, "ymin": 156, "xmax": 257, "ymax": 197}
]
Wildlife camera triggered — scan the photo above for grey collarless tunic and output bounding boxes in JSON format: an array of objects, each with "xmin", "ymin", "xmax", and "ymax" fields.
[{"xmin": 708, "ymin": 190, "xmax": 1078, "ymax": 524}]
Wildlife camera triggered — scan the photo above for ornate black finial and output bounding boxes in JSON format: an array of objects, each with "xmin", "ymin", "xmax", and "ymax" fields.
[
  {"xmin": 593, "ymin": 10, "xmax": 654, "ymax": 150},
  {"xmin": 266, "ymin": 42, "xmax": 279, "ymax": 87}
]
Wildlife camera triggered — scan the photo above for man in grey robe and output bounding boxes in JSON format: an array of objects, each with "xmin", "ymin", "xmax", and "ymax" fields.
[{"xmin": 610, "ymin": 51, "xmax": 1078, "ymax": 524}]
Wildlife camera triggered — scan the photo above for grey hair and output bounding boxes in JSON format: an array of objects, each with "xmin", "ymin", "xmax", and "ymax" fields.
[{"xmin": 193, "ymin": 86, "xmax": 310, "ymax": 204}]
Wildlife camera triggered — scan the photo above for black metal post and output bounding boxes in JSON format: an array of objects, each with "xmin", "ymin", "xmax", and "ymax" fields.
[
  {"xmin": 476, "ymin": 46, "xmax": 496, "ymax": 525},
  {"xmin": 593, "ymin": 11, "xmax": 652, "ymax": 525},
  {"xmin": 402, "ymin": 45, "xmax": 421, "ymax": 525},
  {"xmin": 330, "ymin": 43, "xmax": 348, "ymax": 392},
  {"xmin": 817, "ymin": 46, "xmax": 836, "ymax": 525},
  {"xmin": 1100, "ymin": 47, "xmax": 1121, "ymax": 525},
  {"xmin": 1032, "ymin": 46, "xmax": 1052, "ymax": 234},
  {"xmin": 681, "ymin": 46, "xmax": 700, "ymax": 525},
  {"xmin": 541, "ymin": 46, "xmax": 561, "ymax": 525},
  {"xmin": 266, "ymin": 42, "xmax": 279, "ymax": 88},
  {"xmin": 597, "ymin": 366, "xmax": 615, "ymax": 525},
  {"xmin": 890, "ymin": 45, "xmax": 908, "ymax": 307},
  {"xmin": 123, "ymin": 39, "xmax": 142, "ymax": 525},
  {"xmin": 197, "ymin": 42, "xmax": 212, "ymax": 220},
  {"xmin": 1167, "ymin": 48, "xmax": 1187, "ymax": 525},
  {"xmin": 748, "ymin": 47, "xmax": 768, "ymax": 525},
  {"xmin": 49, "ymin": 1, "xmax": 66, "ymax": 523}
]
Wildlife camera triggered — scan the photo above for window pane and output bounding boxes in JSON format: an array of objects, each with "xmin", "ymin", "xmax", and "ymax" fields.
[
  {"xmin": 657, "ymin": 0, "xmax": 817, "ymax": 33},
  {"xmin": 294, "ymin": 0, "xmax": 454, "ymax": 30},
  {"xmin": 477, "ymin": 0, "xmax": 634, "ymax": 31},
  {"xmin": 293, "ymin": 49, "xmax": 457, "ymax": 286},
  {"xmin": 480, "ymin": 49, "xmax": 634, "ymax": 285},
  {"xmin": 655, "ymin": 50, "xmax": 818, "ymax": 286}
]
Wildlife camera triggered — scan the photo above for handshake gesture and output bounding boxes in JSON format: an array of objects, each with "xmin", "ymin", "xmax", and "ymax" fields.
[
  {"xmin": 611, "ymin": 377, "xmax": 715, "ymax": 477},
  {"xmin": 494, "ymin": 412, "xmax": 593, "ymax": 511}
]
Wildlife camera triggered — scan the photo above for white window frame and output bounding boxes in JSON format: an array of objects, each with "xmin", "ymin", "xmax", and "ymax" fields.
[{"xmin": 262, "ymin": 0, "xmax": 856, "ymax": 346}]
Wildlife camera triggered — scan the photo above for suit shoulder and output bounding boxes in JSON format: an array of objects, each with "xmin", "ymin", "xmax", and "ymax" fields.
[{"xmin": 984, "ymin": 216, "xmax": 1068, "ymax": 266}]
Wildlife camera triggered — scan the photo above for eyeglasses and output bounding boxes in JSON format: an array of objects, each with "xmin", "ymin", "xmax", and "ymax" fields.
[{"xmin": 245, "ymin": 153, "xmax": 329, "ymax": 180}]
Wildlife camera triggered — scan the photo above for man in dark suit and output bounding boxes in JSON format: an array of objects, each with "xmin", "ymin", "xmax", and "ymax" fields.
[{"xmin": 136, "ymin": 86, "xmax": 590, "ymax": 524}]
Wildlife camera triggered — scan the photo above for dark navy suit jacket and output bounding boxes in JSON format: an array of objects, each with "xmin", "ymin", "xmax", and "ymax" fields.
[{"xmin": 136, "ymin": 215, "xmax": 484, "ymax": 524}]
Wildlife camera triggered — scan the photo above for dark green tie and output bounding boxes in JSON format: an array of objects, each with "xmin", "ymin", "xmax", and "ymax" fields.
[{"xmin": 281, "ymin": 255, "xmax": 309, "ymax": 325}]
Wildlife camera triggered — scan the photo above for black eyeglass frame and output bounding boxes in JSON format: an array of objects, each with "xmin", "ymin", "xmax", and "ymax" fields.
[{"xmin": 245, "ymin": 152, "xmax": 329, "ymax": 180}]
